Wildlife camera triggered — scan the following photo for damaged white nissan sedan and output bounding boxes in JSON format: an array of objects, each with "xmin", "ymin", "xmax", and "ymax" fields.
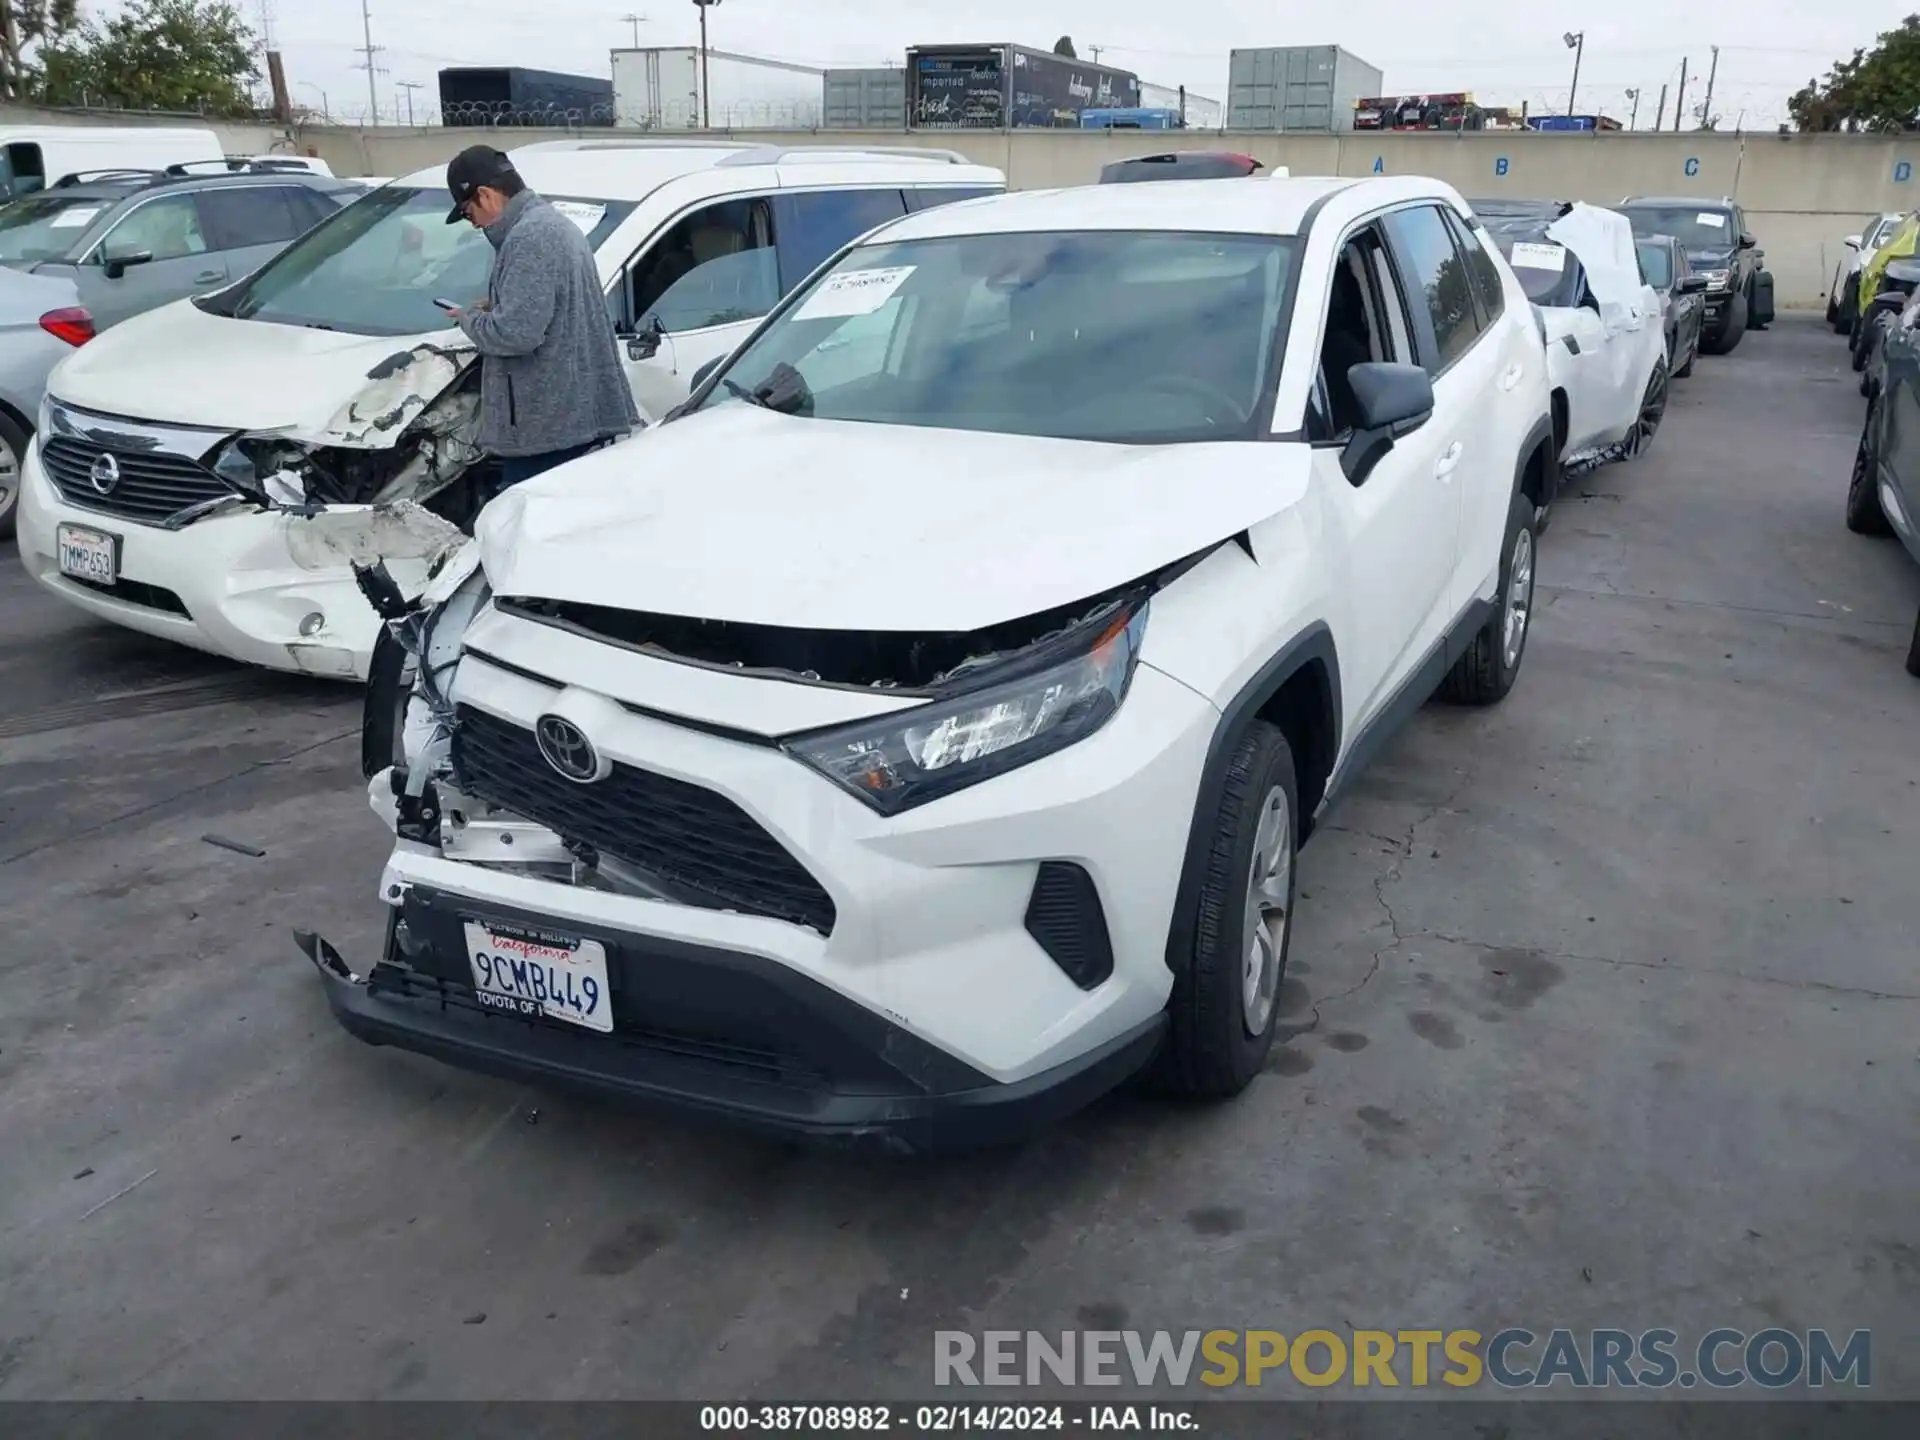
[
  {"xmin": 13, "ymin": 141, "xmax": 1003, "ymax": 677},
  {"xmin": 301, "ymin": 176, "xmax": 1557, "ymax": 1151}
]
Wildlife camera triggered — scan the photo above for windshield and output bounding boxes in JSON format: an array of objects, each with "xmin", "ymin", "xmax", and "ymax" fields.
[
  {"xmin": 1487, "ymin": 227, "xmax": 1579, "ymax": 305},
  {"xmin": 0, "ymin": 194, "xmax": 112, "ymax": 265},
  {"xmin": 206, "ymin": 185, "xmax": 634, "ymax": 336},
  {"xmin": 691, "ymin": 230, "xmax": 1296, "ymax": 443},
  {"xmin": 1635, "ymin": 240, "xmax": 1672, "ymax": 289},
  {"xmin": 1620, "ymin": 206, "xmax": 1735, "ymax": 250}
]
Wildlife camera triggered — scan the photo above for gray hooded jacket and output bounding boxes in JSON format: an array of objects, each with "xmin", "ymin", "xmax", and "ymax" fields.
[{"xmin": 457, "ymin": 191, "xmax": 640, "ymax": 457}]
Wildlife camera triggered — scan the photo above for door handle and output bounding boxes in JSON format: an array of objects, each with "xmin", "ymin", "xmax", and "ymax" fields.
[
  {"xmin": 1434, "ymin": 442, "xmax": 1462, "ymax": 480},
  {"xmin": 1499, "ymin": 362, "xmax": 1524, "ymax": 392},
  {"xmin": 194, "ymin": 270, "xmax": 224, "ymax": 284}
]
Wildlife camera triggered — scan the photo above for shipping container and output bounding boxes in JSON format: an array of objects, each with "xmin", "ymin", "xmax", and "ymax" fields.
[
  {"xmin": 1226, "ymin": 45, "xmax": 1382, "ymax": 132},
  {"xmin": 905, "ymin": 43, "xmax": 1140, "ymax": 129},
  {"xmin": 611, "ymin": 47, "xmax": 824, "ymax": 130},
  {"xmin": 1138, "ymin": 80, "xmax": 1225, "ymax": 130},
  {"xmin": 822, "ymin": 67, "xmax": 907, "ymax": 129},
  {"xmin": 437, "ymin": 67, "xmax": 615, "ymax": 127}
]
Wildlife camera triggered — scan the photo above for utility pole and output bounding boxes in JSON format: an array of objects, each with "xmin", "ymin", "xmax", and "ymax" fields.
[
  {"xmin": 620, "ymin": 12, "xmax": 646, "ymax": 49},
  {"xmin": 1654, "ymin": 83, "xmax": 1667, "ymax": 131},
  {"xmin": 1625, "ymin": 86, "xmax": 1639, "ymax": 130},
  {"xmin": 356, "ymin": 0, "xmax": 385, "ymax": 124},
  {"xmin": 1699, "ymin": 44, "xmax": 1720, "ymax": 129},
  {"xmin": 1090, "ymin": 45, "xmax": 1103, "ymax": 64},
  {"xmin": 1563, "ymin": 32, "xmax": 1585, "ymax": 116},
  {"xmin": 1673, "ymin": 57, "xmax": 1688, "ymax": 131},
  {"xmin": 398, "ymin": 79, "xmax": 423, "ymax": 127},
  {"xmin": 692, "ymin": 0, "xmax": 720, "ymax": 129}
]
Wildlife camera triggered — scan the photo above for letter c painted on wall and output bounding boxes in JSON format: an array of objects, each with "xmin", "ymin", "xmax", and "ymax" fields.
[{"xmin": 1684, "ymin": 157, "xmax": 1700, "ymax": 177}]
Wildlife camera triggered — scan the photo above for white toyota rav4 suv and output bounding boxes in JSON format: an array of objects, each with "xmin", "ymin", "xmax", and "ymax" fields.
[
  {"xmin": 301, "ymin": 174, "xmax": 1557, "ymax": 1151},
  {"xmin": 15, "ymin": 140, "xmax": 1002, "ymax": 679}
]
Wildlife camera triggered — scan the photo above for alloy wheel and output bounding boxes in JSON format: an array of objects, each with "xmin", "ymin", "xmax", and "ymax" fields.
[
  {"xmin": 1503, "ymin": 526, "xmax": 1535, "ymax": 671},
  {"xmin": 1241, "ymin": 785, "xmax": 1292, "ymax": 1036},
  {"xmin": 1622, "ymin": 365, "xmax": 1668, "ymax": 460},
  {"xmin": 0, "ymin": 431, "xmax": 18, "ymax": 527}
]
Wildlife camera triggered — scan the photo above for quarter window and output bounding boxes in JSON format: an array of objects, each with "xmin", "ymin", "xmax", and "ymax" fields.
[
  {"xmin": 1444, "ymin": 209, "xmax": 1506, "ymax": 326},
  {"xmin": 628, "ymin": 197, "xmax": 779, "ymax": 334},
  {"xmin": 1385, "ymin": 204, "xmax": 1481, "ymax": 372}
]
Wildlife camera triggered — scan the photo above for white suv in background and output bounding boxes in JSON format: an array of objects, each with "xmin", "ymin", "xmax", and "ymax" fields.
[
  {"xmin": 301, "ymin": 175, "xmax": 1557, "ymax": 1151},
  {"xmin": 14, "ymin": 140, "xmax": 1003, "ymax": 679}
]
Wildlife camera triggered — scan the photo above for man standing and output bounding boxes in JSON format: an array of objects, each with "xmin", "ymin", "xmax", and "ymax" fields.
[{"xmin": 443, "ymin": 145, "xmax": 639, "ymax": 490}]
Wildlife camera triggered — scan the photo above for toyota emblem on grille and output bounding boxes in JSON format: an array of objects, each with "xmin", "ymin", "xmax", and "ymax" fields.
[
  {"xmin": 88, "ymin": 452, "xmax": 121, "ymax": 496},
  {"xmin": 534, "ymin": 714, "xmax": 601, "ymax": 783}
]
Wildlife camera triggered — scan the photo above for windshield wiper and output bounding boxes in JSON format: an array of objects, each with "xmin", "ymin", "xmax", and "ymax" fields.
[
  {"xmin": 721, "ymin": 377, "xmax": 775, "ymax": 411},
  {"xmin": 722, "ymin": 363, "xmax": 812, "ymax": 416}
]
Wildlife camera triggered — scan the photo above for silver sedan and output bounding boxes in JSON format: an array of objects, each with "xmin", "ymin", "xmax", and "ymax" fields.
[{"xmin": 0, "ymin": 264, "xmax": 91, "ymax": 539}]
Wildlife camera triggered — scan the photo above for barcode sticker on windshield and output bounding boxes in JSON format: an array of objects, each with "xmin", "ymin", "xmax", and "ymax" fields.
[
  {"xmin": 1508, "ymin": 242, "xmax": 1567, "ymax": 270},
  {"xmin": 1695, "ymin": 212, "xmax": 1727, "ymax": 227},
  {"xmin": 794, "ymin": 265, "xmax": 915, "ymax": 319},
  {"xmin": 550, "ymin": 201, "xmax": 606, "ymax": 235},
  {"xmin": 50, "ymin": 207, "xmax": 101, "ymax": 229}
]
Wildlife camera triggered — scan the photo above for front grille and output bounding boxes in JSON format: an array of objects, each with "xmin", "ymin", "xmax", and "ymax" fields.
[
  {"xmin": 450, "ymin": 706, "xmax": 838, "ymax": 935},
  {"xmin": 42, "ymin": 436, "xmax": 235, "ymax": 527},
  {"xmin": 62, "ymin": 574, "xmax": 190, "ymax": 616}
]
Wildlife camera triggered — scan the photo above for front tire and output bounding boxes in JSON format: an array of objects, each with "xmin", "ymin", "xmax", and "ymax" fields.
[
  {"xmin": 1612, "ymin": 356, "xmax": 1669, "ymax": 463},
  {"xmin": 1159, "ymin": 722, "xmax": 1298, "ymax": 1097},
  {"xmin": 1674, "ymin": 330, "xmax": 1696, "ymax": 379},
  {"xmin": 0, "ymin": 409, "xmax": 27, "ymax": 542},
  {"xmin": 1703, "ymin": 291, "xmax": 1747, "ymax": 355},
  {"xmin": 1846, "ymin": 400, "xmax": 1893, "ymax": 537},
  {"xmin": 1907, "ymin": 607, "xmax": 1920, "ymax": 679},
  {"xmin": 1439, "ymin": 487, "xmax": 1538, "ymax": 706}
]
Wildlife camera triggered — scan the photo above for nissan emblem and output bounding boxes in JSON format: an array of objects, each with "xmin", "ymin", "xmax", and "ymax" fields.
[{"xmin": 88, "ymin": 452, "xmax": 121, "ymax": 496}]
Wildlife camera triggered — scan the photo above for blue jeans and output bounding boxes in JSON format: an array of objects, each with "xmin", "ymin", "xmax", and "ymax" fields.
[{"xmin": 495, "ymin": 440, "xmax": 605, "ymax": 493}]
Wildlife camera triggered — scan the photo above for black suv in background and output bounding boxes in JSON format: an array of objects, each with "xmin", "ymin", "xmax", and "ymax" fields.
[
  {"xmin": 1098, "ymin": 152, "xmax": 1266, "ymax": 183},
  {"xmin": 1617, "ymin": 197, "xmax": 1773, "ymax": 355}
]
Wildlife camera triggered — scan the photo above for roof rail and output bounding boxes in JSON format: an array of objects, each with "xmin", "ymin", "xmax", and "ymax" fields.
[
  {"xmin": 53, "ymin": 168, "xmax": 164, "ymax": 187},
  {"xmin": 509, "ymin": 136, "xmax": 756, "ymax": 155},
  {"xmin": 713, "ymin": 144, "xmax": 970, "ymax": 168}
]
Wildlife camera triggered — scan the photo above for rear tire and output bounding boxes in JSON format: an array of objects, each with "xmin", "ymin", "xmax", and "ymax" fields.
[
  {"xmin": 1846, "ymin": 400, "xmax": 1893, "ymax": 537},
  {"xmin": 0, "ymin": 409, "xmax": 26, "ymax": 542},
  {"xmin": 1158, "ymin": 722, "xmax": 1298, "ymax": 1098},
  {"xmin": 1439, "ymin": 487, "xmax": 1538, "ymax": 706},
  {"xmin": 1674, "ymin": 333, "xmax": 1696, "ymax": 379},
  {"xmin": 1611, "ymin": 356, "xmax": 1669, "ymax": 463},
  {"xmin": 1907, "ymin": 607, "xmax": 1920, "ymax": 679}
]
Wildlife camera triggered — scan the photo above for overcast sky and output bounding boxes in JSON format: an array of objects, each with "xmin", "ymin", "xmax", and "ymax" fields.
[{"xmin": 110, "ymin": 1, "xmax": 1916, "ymax": 129}]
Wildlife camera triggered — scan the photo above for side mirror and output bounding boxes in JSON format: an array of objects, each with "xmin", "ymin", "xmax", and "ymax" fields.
[
  {"xmin": 102, "ymin": 247, "xmax": 153, "ymax": 280},
  {"xmin": 1842, "ymin": 234, "xmax": 1863, "ymax": 251},
  {"xmin": 1340, "ymin": 362, "xmax": 1434, "ymax": 485},
  {"xmin": 1738, "ymin": 232, "xmax": 1757, "ymax": 250},
  {"xmin": 625, "ymin": 315, "xmax": 664, "ymax": 362},
  {"xmin": 689, "ymin": 356, "xmax": 724, "ymax": 392},
  {"xmin": 1677, "ymin": 275, "xmax": 1709, "ymax": 294}
]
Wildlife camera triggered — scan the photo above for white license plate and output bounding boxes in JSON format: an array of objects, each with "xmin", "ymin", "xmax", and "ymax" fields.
[
  {"xmin": 463, "ymin": 920, "xmax": 612, "ymax": 1033},
  {"xmin": 56, "ymin": 524, "xmax": 119, "ymax": 585}
]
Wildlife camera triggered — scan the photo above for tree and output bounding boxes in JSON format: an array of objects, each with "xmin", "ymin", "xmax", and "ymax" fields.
[
  {"xmin": 1789, "ymin": 15, "xmax": 1920, "ymax": 132},
  {"xmin": 0, "ymin": 1, "xmax": 80, "ymax": 101},
  {"xmin": 1053, "ymin": 36, "xmax": 1076, "ymax": 59},
  {"xmin": 35, "ymin": 0, "xmax": 258, "ymax": 115}
]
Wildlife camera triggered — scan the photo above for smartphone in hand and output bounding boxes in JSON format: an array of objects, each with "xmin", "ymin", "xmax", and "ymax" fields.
[{"xmin": 432, "ymin": 297, "xmax": 460, "ymax": 312}]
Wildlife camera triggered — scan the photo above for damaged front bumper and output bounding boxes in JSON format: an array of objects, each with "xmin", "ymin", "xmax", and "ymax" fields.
[{"xmin": 295, "ymin": 887, "xmax": 1165, "ymax": 1155}]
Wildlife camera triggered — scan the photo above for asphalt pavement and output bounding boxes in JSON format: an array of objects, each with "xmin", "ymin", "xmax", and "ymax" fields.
[{"xmin": 0, "ymin": 314, "xmax": 1915, "ymax": 1405}]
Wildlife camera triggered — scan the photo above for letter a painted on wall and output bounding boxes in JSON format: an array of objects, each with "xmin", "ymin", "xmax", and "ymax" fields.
[{"xmin": 1372, "ymin": 155, "xmax": 1384, "ymax": 174}]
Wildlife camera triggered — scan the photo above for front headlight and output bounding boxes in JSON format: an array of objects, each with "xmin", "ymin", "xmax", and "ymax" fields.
[
  {"xmin": 210, "ymin": 433, "xmax": 318, "ymax": 503},
  {"xmin": 784, "ymin": 601, "xmax": 1149, "ymax": 816},
  {"xmin": 1701, "ymin": 269, "xmax": 1732, "ymax": 291}
]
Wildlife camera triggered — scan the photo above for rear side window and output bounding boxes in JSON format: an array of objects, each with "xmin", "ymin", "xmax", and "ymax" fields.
[
  {"xmin": 903, "ymin": 186, "xmax": 1002, "ymax": 212},
  {"xmin": 1384, "ymin": 204, "xmax": 1481, "ymax": 372},
  {"xmin": 772, "ymin": 188, "xmax": 909, "ymax": 290},
  {"xmin": 199, "ymin": 186, "xmax": 307, "ymax": 250},
  {"xmin": 286, "ymin": 186, "xmax": 344, "ymax": 232},
  {"xmin": 1444, "ymin": 209, "xmax": 1506, "ymax": 326}
]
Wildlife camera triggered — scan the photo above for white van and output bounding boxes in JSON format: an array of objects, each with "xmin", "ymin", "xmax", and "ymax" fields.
[
  {"xmin": 15, "ymin": 140, "xmax": 1005, "ymax": 679},
  {"xmin": 0, "ymin": 127, "xmax": 224, "ymax": 198}
]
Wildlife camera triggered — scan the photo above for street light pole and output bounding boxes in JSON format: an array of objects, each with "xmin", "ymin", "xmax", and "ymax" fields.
[
  {"xmin": 692, "ymin": 0, "xmax": 720, "ymax": 129},
  {"xmin": 1700, "ymin": 44, "xmax": 1720, "ymax": 129},
  {"xmin": 1563, "ymin": 31, "xmax": 1585, "ymax": 116},
  {"xmin": 1625, "ymin": 87, "xmax": 1639, "ymax": 130},
  {"xmin": 620, "ymin": 12, "xmax": 646, "ymax": 48},
  {"xmin": 300, "ymin": 80, "xmax": 330, "ymax": 122}
]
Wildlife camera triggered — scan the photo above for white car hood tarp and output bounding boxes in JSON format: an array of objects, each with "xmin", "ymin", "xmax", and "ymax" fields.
[{"xmin": 1546, "ymin": 203, "xmax": 1655, "ymax": 336}]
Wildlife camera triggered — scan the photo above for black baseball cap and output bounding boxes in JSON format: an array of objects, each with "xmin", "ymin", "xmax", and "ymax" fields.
[{"xmin": 445, "ymin": 144, "xmax": 518, "ymax": 223}]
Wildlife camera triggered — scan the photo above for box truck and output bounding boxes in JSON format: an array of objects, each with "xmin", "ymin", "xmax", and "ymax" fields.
[
  {"xmin": 613, "ymin": 47, "xmax": 824, "ymax": 129},
  {"xmin": 906, "ymin": 44, "xmax": 1140, "ymax": 129}
]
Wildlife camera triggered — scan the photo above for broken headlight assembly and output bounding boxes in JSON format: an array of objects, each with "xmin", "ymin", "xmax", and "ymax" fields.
[
  {"xmin": 783, "ymin": 601, "xmax": 1148, "ymax": 816},
  {"xmin": 210, "ymin": 433, "xmax": 412, "ymax": 507}
]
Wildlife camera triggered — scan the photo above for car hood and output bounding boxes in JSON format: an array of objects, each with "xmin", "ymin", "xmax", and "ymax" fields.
[
  {"xmin": 47, "ymin": 297, "xmax": 474, "ymax": 445},
  {"xmin": 1686, "ymin": 248, "xmax": 1735, "ymax": 270},
  {"xmin": 476, "ymin": 406, "xmax": 1310, "ymax": 633}
]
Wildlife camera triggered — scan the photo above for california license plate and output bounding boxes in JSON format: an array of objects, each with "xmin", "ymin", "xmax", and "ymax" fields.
[
  {"xmin": 56, "ymin": 523, "xmax": 118, "ymax": 585},
  {"xmin": 463, "ymin": 920, "xmax": 612, "ymax": 1033}
]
